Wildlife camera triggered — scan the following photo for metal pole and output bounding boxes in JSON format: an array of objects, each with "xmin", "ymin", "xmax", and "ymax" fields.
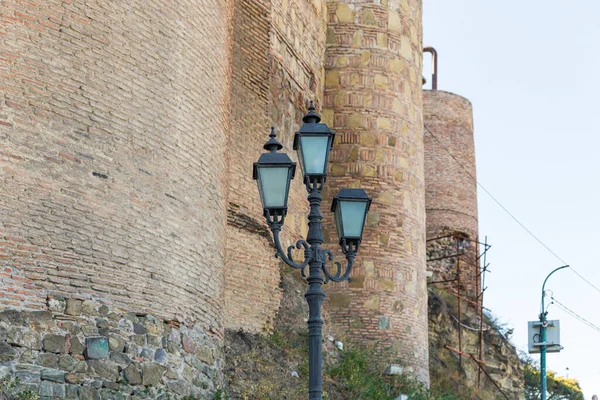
[
  {"xmin": 539, "ymin": 265, "xmax": 569, "ymax": 400},
  {"xmin": 456, "ymin": 236, "xmax": 462, "ymax": 366},
  {"xmin": 305, "ymin": 181, "xmax": 325, "ymax": 400}
]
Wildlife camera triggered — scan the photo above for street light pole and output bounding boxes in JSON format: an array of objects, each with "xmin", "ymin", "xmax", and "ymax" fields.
[
  {"xmin": 539, "ymin": 265, "xmax": 568, "ymax": 400},
  {"xmin": 253, "ymin": 103, "xmax": 372, "ymax": 400}
]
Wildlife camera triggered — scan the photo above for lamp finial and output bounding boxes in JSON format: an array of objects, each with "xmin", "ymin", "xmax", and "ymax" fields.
[
  {"xmin": 263, "ymin": 126, "xmax": 283, "ymax": 152},
  {"xmin": 302, "ymin": 100, "xmax": 321, "ymax": 124}
]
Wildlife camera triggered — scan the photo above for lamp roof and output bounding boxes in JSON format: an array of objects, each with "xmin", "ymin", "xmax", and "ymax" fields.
[{"xmin": 331, "ymin": 188, "xmax": 372, "ymax": 212}]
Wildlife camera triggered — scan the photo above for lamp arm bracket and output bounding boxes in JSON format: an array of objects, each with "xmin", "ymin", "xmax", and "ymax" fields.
[
  {"xmin": 270, "ymin": 224, "xmax": 311, "ymax": 270},
  {"xmin": 322, "ymin": 249, "xmax": 355, "ymax": 283}
]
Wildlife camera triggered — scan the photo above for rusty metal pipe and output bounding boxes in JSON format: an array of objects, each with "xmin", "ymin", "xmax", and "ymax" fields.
[{"xmin": 423, "ymin": 47, "xmax": 438, "ymax": 90}]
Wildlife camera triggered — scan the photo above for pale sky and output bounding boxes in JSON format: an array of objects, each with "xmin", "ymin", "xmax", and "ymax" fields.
[{"xmin": 424, "ymin": 0, "xmax": 600, "ymax": 397}]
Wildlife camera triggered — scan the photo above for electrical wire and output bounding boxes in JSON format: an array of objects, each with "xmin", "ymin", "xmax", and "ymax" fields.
[
  {"xmin": 424, "ymin": 125, "xmax": 600, "ymax": 296},
  {"xmin": 550, "ymin": 296, "xmax": 600, "ymax": 334}
]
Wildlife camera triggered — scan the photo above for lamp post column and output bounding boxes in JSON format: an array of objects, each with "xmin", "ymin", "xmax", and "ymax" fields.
[
  {"xmin": 539, "ymin": 265, "xmax": 568, "ymax": 400},
  {"xmin": 305, "ymin": 183, "xmax": 326, "ymax": 400},
  {"xmin": 539, "ymin": 312, "xmax": 547, "ymax": 400}
]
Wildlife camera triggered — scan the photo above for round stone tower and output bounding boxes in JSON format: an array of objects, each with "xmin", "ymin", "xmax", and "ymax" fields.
[
  {"xmin": 323, "ymin": 0, "xmax": 429, "ymax": 382},
  {"xmin": 0, "ymin": 1, "xmax": 232, "ymax": 396},
  {"xmin": 423, "ymin": 89, "xmax": 479, "ymax": 305},
  {"xmin": 423, "ymin": 90, "xmax": 478, "ymax": 239}
]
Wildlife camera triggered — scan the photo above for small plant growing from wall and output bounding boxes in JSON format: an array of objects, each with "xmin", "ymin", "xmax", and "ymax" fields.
[{"xmin": 0, "ymin": 377, "xmax": 40, "ymax": 400}]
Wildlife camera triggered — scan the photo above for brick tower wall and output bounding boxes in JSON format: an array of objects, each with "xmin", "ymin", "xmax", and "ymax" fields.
[
  {"xmin": 223, "ymin": 0, "xmax": 328, "ymax": 332},
  {"xmin": 423, "ymin": 90, "xmax": 478, "ymax": 239},
  {"xmin": 322, "ymin": 0, "xmax": 429, "ymax": 383},
  {"xmin": 424, "ymin": 90, "xmax": 479, "ymax": 305},
  {"xmin": 0, "ymin": 1, "xmax": 232, "ymax": 397}
]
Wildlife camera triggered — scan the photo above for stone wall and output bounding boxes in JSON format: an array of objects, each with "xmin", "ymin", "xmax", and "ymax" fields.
[
  {"xmin": 426, "ymin": 234, "xmax": 480, "ymax": 304},
  {"xmin": 223, "ymin": 0, "xmax": 327, "ymax": 332},
  {"xmin": 0, "ymin": 296, "xmax": 222, "ymax": 398},
  {"xmin": 322, "ymin": 0, "xmax": 429, "ymax": 383}
]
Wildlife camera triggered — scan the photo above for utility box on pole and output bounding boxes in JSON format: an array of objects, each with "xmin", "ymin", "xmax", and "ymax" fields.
[{"xmin": 528, "ymin": 320, "xmax": 562, "ymax": 354}]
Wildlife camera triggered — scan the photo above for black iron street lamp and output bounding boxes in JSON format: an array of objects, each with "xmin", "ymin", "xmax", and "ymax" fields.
[{"xmin": 253, "ymin": 102, "xmax": 371, "ymax": 400}]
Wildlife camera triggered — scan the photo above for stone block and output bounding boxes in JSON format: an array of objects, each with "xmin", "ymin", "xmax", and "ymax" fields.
[
  {"xmin": 65, "ymin": 373, "xmax": 83, "ymax": 384},
  {"xmin": 348, "ymin": 275, "xmax": 365, "ymax": 288},
  {"xmin": 362, "ymin": 9, "xmax": 376, "ymax": 26},
  {"xmin": 336, "ymin": 4, "xmax": 355, "ymax": 23},
  {"xmin": 147, "ymin": 334, "xmax": 162, "ymax": 347},
  {"xmin": 388, "ymin": 11, "xmax": 401, "ymax": 31},
  {"xmin": 108, "ymin": 335, "xmax": 125, "ymax": 352},
  {"xmin": 43, "ymin": 334, "xmax": 66, "ymax": 354},
  {"xmin": 195, "ymin": 346, "xmax": 213, "ymax": 365},
  {"xmin": 364, "ymin": 296, "xmax": 380, "ymax": 310},
  {"xmin": 384, "ymin": 364, "xmax": 403, "ymax": 375},
  {"xmin": 380, "ymin": 279, "xmax": 395, "ymax": 291},
  {"xmin": 69, "ymin": 336, "xmax": 85, "ymax": 355},
  {"xmin": 331, "ymin": 164, "xmax": 346, "ymax": 177},
  {"xmin": 141, "ymin": 362, "xmax": 166, "ymax": 386},
  {"xmin": 182, "ymin": 335, "xmax": 196, "ymax": 353},
  {"xmin": 39, "ymin": 381, "xmax": 53, "ymax": 397},
  {"xmin": 374, "ymin": 74, "xmax": 389, "ymax": 89},
  {"xmin": 89, "ymin": 360, "xmax": 119, "ymax": 382},
  {"xmin": 0, "ymin": 310, "xmax": 28, "ymax": 326},
  {"xmin": 154, "ymin": 348, "xmax": 168, "ymax": 364},
  {"xmin": 133, "ymin": 323, "xmax": 146, "ymax": 335},
  {"xmin": 140, "ymin": 347, "xmax": 153, "ymax": 360},
  {"xmin": 328, "ymin": 293, "xmax": 351, "ymax": 307},
  {"xmin": 65, "ymin": 384, "xmax": 79, "ymax": 399},
  {"xmin": 378, "ymin": 191, "xmax": 394, "ymax": 204},
  {"xmin": 81, "ymin": 301, "xmax": 99, "ymax": 316},
  {"xmin": 349, "ymin": 316, "xmax": 364, "ymax": 329},
  {"xmin": 360, "ymin": 50, "xmax": 371, "ymax": 66},
  {"xmin": 65, "ymin": 299, "xmax": 83, "ymax": 316},
  {"xmin": 366, "ymin": 212, "xmax": 380, "ymax": 227},
  {"xmin": 41, "ymin": 368, "xmax": 65, "ymax": 383},
  {"xmin": 325, "ymin": 70, "xmax": 339, "ymax": 87},
  {"xmin": 109, "ymin": 351, "xmax": 132, "ymax": 365},
  {"xmin": 124, "ymin": 364, "xmax": 142, "ymax": 386},
  {"xmin": 78, "ymin": 386, "xmax": 99, "ymax": 400},
  {"xmin": 85, "ymin": 337, "xmax": 109, "ymax": 359},
  {"xmin": 376, "ymin": 33, "xmax": 388, "ymax": 48},
  {"xmin": 352, "ymin": 30, "xmax": 363, "ymax": 47},
  {"xmin": 58, "ymin": 354, "xmax": 78, "ymax": 371},
  {"xmin": 378, "ymin": 317, "xmax": 391, "ymax": 330}
]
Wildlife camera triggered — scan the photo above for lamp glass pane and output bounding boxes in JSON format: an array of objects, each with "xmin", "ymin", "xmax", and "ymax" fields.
[
  {"xmin": 258, "ymin": 167, "xmax": 290, "ymax": 208},
  {"xmin": 334, "ymin": 207, "xmax": 343, "ymax": 238},
  {"xmin": 299, "ymin": 136, "xmax": 329, "ymax": 175},
  {"xmin": 339, "ymin": 201, "xmax": 368, "ymax": 238}
]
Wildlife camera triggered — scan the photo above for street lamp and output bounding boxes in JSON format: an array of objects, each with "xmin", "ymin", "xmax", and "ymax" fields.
[
  {"xmin": 539, "ymin": 265, "xmax": 569, "ymax": 400},
  {"xmin": 253, "ymin": 102, "xmax": 372, "ymax": 400}
]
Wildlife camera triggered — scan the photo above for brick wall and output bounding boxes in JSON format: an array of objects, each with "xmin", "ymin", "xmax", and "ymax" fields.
[
  {"xmin": 423, "ymin": 90, "xmax": 478, "ymax": 239},
  {"xmin": 322, "ymin": 0, "xmax": 429, "ymax": 383},
  {"xmin": 224, "ymin": 0, "xmax": 327, "ymax": 332},
  {"xmin": 0, "ymin": 0, "xmax": 233, "ymax": 337}
]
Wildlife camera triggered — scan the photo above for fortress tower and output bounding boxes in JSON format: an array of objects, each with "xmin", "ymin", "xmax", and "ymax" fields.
[
  {"xmin": 322, "ymin": 0, "xmax": 429, "ymax": 382},
  {"xmin": 424, "ymin": 90, "xmax": 478, "ymax": 240},
  {"xmin": 423, "ymin": 88, "xmax": 480, "ymax": 304}
]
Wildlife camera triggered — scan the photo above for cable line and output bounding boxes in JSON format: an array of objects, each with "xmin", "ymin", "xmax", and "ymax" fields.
[
  {"xmin": 424, "ymin": 125, "xmax": 600, "ymax": 296},
  {"xmin": 550, "ymin": 296, "xmax": 600, "ymax": 334}
]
